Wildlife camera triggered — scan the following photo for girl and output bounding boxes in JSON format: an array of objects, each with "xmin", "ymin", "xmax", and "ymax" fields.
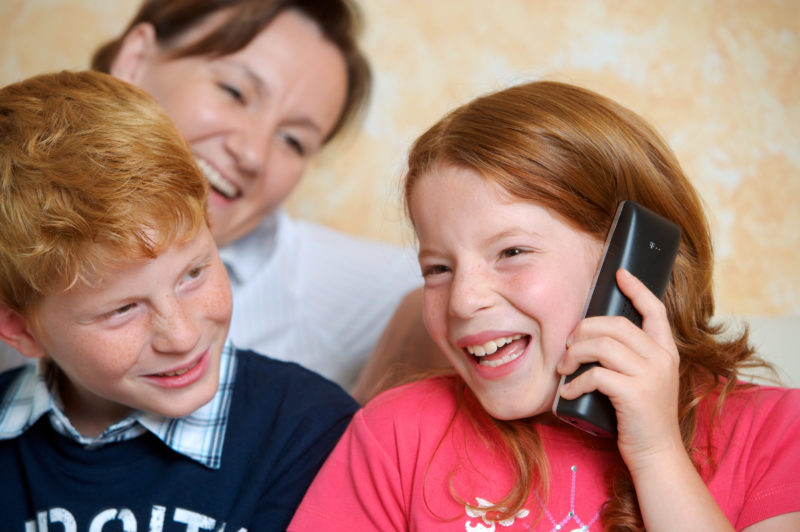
[{"xmin": 289, "ymin": 81, "xmax": 800, "ymax": 530}]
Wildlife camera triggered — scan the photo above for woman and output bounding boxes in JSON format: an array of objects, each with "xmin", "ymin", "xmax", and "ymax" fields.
[{"xmin": 0, "ymin": 0, "xmax": 425, "ymax": 391}]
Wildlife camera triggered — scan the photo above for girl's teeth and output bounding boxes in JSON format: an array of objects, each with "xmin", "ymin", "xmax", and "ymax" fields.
[
  {"xmin": 466, "ymin": 334, "xmax": 523, "ymax": 357},
  {"xmin": 478, "ymin": 349, "xmax": 523, "ymax": 367}
]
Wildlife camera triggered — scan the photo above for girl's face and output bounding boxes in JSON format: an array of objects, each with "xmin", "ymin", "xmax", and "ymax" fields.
[
  {"xmin": 410, "ymin": 165, "xmax": 603, "ymax": 420},
  {"xmin": 113, "ymin": 9, "xmax": 348, "ymax": 247}
]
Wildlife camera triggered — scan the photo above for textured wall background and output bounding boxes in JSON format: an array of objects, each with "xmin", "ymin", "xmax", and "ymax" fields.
[{"xmin": 2, "ymin": 0, "xmax": 798, "ymax": 384}]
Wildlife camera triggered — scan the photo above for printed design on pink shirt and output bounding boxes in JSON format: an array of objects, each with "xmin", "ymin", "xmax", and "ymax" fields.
[
  {"xmin": 464, "ymin": 497, "xmax": 530, "ymax": 531},
  {"xmin": 531, "ymin": 465, "xmax": 601, "ymax": 531},
  {"xmin": 462, "ymin": 464, "xmax": 602, "ymax": 531}
]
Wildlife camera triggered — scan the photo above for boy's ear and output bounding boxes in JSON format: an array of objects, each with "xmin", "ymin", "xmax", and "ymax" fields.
[
  {"xmin": 0, "ymin": 302, "xmax": 46, "ymax": 359},
  {"xmin": 109, "ymin": 22, "xmax": 159, "ymax": 84}
]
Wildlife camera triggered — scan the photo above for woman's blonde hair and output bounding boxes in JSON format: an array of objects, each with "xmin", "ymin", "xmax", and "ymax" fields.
[
  {"xmin": 405, "ymin": 81, "xmax": 765, "ymax": 530},
  {"xmin": 0, "ymin": 70, "xmax": 208, "ymax": 314}
]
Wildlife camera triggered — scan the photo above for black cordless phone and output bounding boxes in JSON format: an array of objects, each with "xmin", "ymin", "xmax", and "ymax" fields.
[{"xmin": 552, "ymin": 200, "xmax": 681, "ymax": 437}]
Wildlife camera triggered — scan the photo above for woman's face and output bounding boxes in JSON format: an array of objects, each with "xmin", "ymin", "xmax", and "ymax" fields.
[
  {"xmin": 410, "ymin": 164, "xmax": 603, "ymax": 420},
  {"xmin": 113, "ymin": 9, "xmax": 348, "ymax": 247}
]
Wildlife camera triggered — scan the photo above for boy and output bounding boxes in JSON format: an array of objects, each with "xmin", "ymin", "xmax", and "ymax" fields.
[{"xmin": 0, "ymin": 70, "xmax": 358, "ymax": 531}]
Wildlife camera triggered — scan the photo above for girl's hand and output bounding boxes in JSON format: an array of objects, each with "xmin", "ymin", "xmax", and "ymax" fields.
[{"xmin": 556, "ymin": 268, "xmax": 684, "ymax": 472}]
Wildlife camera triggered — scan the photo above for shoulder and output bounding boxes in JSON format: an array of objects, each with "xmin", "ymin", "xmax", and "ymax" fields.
[
  {"xmin": 231, "ymin": 348, "xmax": 359, "ymax": 419},
  {"xmin": 696, "ymin": 384, "xmax": 800, "ymax": 527},
  {"xmin": 712, "ymin": 384, "xmax": 800, "ymax": 432},
  {"xmin": 696, "ymin": 384, "xmax": 800, "ymax": 468},
  {"xmin": 355, "ymin": 376, "xmax": 462, "ymax": 439},
  {"xmin": 234, "ymin": 349, "xmax": 357, "ymax": 405}
]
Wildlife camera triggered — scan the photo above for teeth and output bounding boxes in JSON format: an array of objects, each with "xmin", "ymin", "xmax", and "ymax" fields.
[
  {"xmin": 196, "ymin": 158, "xmax": 237, "ymax": 199},
  {"xmin": 158, "ymin": 359, "xmax": 198, "ymax": 377},
  {"xmin": 478, "ymin": 349, "xmax": 523, "ymax": 367},
  {"xmin": 466, "ymin": 334, "xmax": 523, "ymax": 357}
]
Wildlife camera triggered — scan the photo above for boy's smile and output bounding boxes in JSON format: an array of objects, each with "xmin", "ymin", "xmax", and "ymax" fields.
[
  {"xmin": 410, "ymin": 164, "xmax": 603, "ymax": 421},
  {"xmin": 26, "ymin": 225, "xmax": 232, "ymax": 436}
]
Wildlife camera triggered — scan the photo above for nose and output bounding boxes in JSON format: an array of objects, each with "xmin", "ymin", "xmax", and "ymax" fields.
[
  {"xmin": 151, "ymin": 296, "xmax": 201, "ymax": 354},
  {"xmin": 226, "ymin": 115, "xmax": 272, "ymax": 176},
  {"xmin": 448, "ymin": 263, "xmax": 495, "ymax": 319}
]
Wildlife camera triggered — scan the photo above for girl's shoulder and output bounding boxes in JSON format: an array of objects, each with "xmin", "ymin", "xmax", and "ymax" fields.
[
  {"xmin": 694, "ymin": 382, "xmax": 800, "ymax": 467},
  {"xmin": 708, "ymin": 382, "xmax": 800, "ymax": 425},
  {"xmin": 361, "ymin": 375, "xmax": 462, "ymax": 423}
]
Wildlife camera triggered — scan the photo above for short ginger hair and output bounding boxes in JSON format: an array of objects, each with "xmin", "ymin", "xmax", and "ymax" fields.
[{"xmin": 0, "ymin": 70, "xmax": 208, "ymax": 314}]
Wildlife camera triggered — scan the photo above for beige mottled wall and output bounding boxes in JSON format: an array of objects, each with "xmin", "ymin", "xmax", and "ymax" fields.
[{"xmin": 2, "ymin": 0, "xmax": 798, "ymax": 384}]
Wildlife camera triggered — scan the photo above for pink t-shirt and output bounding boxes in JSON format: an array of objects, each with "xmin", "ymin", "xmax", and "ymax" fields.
[{"xmin": 289, "ymin": 376, "xmax": 800, "ymax": 531}]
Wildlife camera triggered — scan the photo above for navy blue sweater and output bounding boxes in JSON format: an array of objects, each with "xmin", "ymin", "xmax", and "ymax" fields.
[{"xmin": 0, "ymin": 349, "xmax": 359, "ymax": 531}]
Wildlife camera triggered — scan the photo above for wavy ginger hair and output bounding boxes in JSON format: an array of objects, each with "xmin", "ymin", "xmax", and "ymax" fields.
[
  {"xmin": 404, "ymin": 81, "xmax": 762, "ymax": 530},
  {"xmin": 0, "ymin": 70, "xmax": 208, "ymax": 315}
]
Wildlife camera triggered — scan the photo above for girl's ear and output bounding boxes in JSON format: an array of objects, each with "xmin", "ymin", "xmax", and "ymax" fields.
[
  {"xmin": 0, "ymin": 302, "xmax": 46, "ymax": 359},
  {"xmin": 109, "ymin": 22, "xmax": 159, "ymax": 84}
]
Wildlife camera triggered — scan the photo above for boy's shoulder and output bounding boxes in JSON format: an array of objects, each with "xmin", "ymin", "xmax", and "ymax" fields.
[{"xmin": 230, "ymin": 347, "xmax": 359, "ymax": 415}]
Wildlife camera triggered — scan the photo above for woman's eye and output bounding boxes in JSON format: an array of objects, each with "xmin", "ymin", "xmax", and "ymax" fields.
[
  {"xmin": 219, "ymin": 83, "xmax": 245, "ymax": 103},
  {"xmin": 280, "ymin": 133, "xmax": 306, "ymax": 156}
]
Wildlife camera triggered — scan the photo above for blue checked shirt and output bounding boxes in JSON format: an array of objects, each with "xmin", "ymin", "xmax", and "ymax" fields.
[{"xmin": 0, "ymin": 340, "xmax": 236, "ymax": 469}]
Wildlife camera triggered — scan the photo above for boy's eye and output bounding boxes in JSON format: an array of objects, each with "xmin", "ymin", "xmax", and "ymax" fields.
[
  {"xmin": 107, "ymin": 302, "xmax": 137, "ymax": 318},
  {"xmin": 187, "ymin": 266, "xmax": 203, "ymax": 279}
]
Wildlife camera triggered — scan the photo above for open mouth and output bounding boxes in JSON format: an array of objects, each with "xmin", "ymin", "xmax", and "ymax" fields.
[
  {"xmin": 465, "ymin": 334, "xmax": 530, "ymax": 368},
  {"xmin": 196, "ymin": 158, "xmax": 239, "ymax": 200}
]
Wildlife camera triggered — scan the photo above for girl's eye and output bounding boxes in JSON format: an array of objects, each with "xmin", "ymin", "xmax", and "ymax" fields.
[
  {"xmin": 421, "ymin": 264, "xmax": 451, "ymax": 277},
  {"xmin": 501, "ymin": 247, "xmax": 526, "ymax": 259}
]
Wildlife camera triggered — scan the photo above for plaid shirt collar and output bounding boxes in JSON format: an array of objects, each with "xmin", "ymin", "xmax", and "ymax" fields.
[{"xmin": 0, "ymin": 340, "xmax": 236, "ymax": 470}]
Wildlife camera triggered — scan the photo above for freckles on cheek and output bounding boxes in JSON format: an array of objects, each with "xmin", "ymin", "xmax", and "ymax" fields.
[
  {"xmin": 204, "ymin": 275, "xmax": 234, "ymax": 324},
  {"xmin": 77, "ymin": 330, "xmax": 143, "ymax": 375},
  {"xmin": 422, "ymin": 293, "xmax": 448, "ymax": 343}
]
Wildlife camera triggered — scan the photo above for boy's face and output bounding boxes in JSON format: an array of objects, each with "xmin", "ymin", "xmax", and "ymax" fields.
[{"xmin": 28, "ymin": 225, "xmax": 232, "ymax": 434}]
